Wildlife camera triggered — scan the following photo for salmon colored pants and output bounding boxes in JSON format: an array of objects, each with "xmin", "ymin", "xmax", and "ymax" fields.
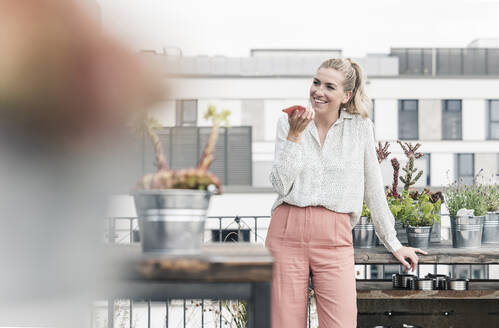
[{"xmin": 265, "ymin": 203, "xmax": 357, "ymax": 328}]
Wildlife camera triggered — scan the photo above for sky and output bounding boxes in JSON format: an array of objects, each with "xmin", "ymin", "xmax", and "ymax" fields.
[{"xmin": 96, "ymin": 0, "xmax": 499, "ymax": 57}]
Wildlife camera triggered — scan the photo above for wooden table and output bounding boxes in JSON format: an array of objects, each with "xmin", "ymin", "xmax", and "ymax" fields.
[
  {"xmin": 102, "ymin": 243, "xmax": 272, "ymax": 328},
  {"xmin": 353, "ymin": 242, "xmax": 499, "ymax": 328}
]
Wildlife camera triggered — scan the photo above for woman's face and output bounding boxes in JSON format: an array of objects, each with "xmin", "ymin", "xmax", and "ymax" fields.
[{"xmin": 309, "ymin": 67, "xmax": 352, "ymax": 115}]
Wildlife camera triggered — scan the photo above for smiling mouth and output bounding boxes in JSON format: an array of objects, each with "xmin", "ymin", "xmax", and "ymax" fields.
[{"xmin": 313, "ymin": 97, "xmax": 328, "ymax": 105}]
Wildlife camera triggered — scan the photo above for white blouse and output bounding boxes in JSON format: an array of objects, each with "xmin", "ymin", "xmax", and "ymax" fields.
[{"xmin": 269, "ymin": 108, "xmax": 403, "ymax": 253}]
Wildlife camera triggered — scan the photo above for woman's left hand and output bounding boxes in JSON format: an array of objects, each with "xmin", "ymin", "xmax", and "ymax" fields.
[{"xmin": 392, "ymin": 246, "xmax": 428, "ymax": 272}]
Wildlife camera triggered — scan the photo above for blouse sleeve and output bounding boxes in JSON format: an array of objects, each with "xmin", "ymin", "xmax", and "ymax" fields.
[
  {"xmin": 269, "ymin": 115, "xmax": 306, "ymax": 196},
  {"xmin": 363, "ymin": 119, "xmax": 403, "ymax": 253}
]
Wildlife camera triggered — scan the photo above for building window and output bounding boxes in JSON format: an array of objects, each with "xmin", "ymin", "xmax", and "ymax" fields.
[
  {"xmin": 488, "ymin": 100, "xmax": 499, "ymax": 140},
  {"xmin": 391, "ymin": 48, "xmax": 432, "ymax": 75},
  {"xmin": 442, "ymin": 100, "xmax": 462, "ymax": 140},
  {"xmin": 141, "ymin": 126, "xmax": 253, "ymax": 186},
  {"xmin": 175, "ymin": 100, "xmax": 198, "ymax": 126},
  {"xmin": 398, "ymin": 100, "xmax": 419, "ymax": 140},
  {"xmin": 456, "ymin": 153, "xmax": 474, "ymax": 185}
]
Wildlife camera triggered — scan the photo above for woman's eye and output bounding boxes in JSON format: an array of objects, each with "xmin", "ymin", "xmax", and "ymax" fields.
[
  {"xmin": 328, "ymin": 86, "xmax": 335, "ymax": 90},
  {"xmin": 313, "ymin": 81, "xmax": 319, "ymax": 85}
]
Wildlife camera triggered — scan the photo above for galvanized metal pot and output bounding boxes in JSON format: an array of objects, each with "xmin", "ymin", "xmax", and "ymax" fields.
[
  {"xmin": 482, "ymin": 212, "xmax": 499, "ymax": 244},
  {"xmin": 450, "ymin": 215, "xmax": 485, "ymax": 248},
  {"xmin": 353, "ymin": 216, "xmax": 377, "ymax": 248},
  {"xmin": 406, "ymin": 225, "xmax": 432, "ymax": 248},
  {"xmin": 132, "ymin": 189, "xmax": 212, "ymax": 254},
  {"xmin": 395, "ymin": 221, "xmax": 408, "ymax": 244}
]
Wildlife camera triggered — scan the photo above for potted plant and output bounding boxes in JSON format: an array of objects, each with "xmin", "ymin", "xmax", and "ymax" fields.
[
  {"xmin": 352, "ymin": 202, "xmax": 377, "ymax": 248},
  {"xmin": 404, "ymin": 190, "xmax": 441, "ymax": 248},
  {"xmin": 482, "ymin": 182, "xmax": 499, "ymax": 244},
  {"xmin": 378, "ymin": 140, "xmax": 445, "ymax": 246},
  {"xmin": 379, "ymin": 141, "xmax": 424, "ymax": 244},
  {"xmin": 133, "ymin": 105, "xmax": 230, "ymax": 253},
  {"xmin": 444, "ymin": 174, "xmax": 488, "ymax": 248}
]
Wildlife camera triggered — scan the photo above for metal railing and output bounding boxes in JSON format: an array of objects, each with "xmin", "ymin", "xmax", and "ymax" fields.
[{"xmin": 98, "ymin": 214, "xmax": 492, "ymax": 328}]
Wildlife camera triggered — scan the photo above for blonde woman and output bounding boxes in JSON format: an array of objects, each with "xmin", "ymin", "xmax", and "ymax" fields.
[{"xmin": 266, "ymin": 58, "xmax": 427, "ymax": 328}]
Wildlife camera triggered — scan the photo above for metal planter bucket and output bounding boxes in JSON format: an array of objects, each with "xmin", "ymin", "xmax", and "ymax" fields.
[
  {"xmin": 353, "ymin": 216, "xmax": 376, "ymax": 248},
  {"xmin": 406, "ymin": 225, "xmax": 432, "ymax": 248},
  {"xmin": 450, "ymin": 215, "xmax": 485, "ymax": 248},
  {"xmin": 395, "ymin": 221, "xmax": 408, "ymax": 244},
  {"xmin": 482, "ymin": 212, "xmax": 499, "ymax": 244},
  {"xmin": 132, "ymin": 189, "xmax": 212, "ymax": 254}
]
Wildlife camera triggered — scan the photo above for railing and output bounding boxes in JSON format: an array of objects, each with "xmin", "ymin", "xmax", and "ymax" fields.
[{"xmin": 98, "ymin": 214, "xmax": 493, "ymax": 328}]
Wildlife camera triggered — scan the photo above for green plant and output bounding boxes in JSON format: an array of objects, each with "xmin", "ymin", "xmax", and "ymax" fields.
[
  {"xmin": 387, "ymin": 190, "xmax": 417, "ymax": 223},
  {"xmin": 475, "ymin": 171, "xmax": 499, "ymax": 212},
  {"xmin": 444, "ymin": 177, "xmax": 488, "ymax": 217},
  {"xmin": 361, "ymin": 202, "xmax": 372, "ymax": 222},
  {"xmin": 223, "ymin": 300, "xmax": 247, "ymax": 328},
  {"xmin": 134, "ymin": 105, "xmax": 230, "ymax": 192},
  {"xmin": 388, "ymin": 190, "xmax": 441, "ymax": 227},
  {"xmin": 483, "ymin": 184, "xmax": 499, "ymax": 212}
]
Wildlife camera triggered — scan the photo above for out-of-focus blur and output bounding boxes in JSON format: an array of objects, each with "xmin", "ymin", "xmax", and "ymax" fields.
[{"xmin": 0, "ymin": 0, "xmax": 163, "ymax": 326}]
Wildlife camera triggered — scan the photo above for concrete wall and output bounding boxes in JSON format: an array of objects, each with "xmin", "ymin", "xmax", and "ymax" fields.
[
  {"xmin": 431, "ymin": 153, "xmax": 455, "ymax": 186},
  {"xmin": 373, "ymin": 99, "xmax": 398, "ymax": 140},
  {"xmin": 462, "ymin": 99, "xmax": 487, "ymax": 140},
  {"xmin": 419, "ymin": 100, "xmax": 442, "ymax": 140},
  {"xmin": 475, "ymin": 153, "xmax": 499, "ymax": 183},
  {"xmin": 241, "ymin": 100, "xmax": 265, "ymax": 141},
  {"xmin": 197, "ymin": 99, "xmax": 242, "ymax": 126}
]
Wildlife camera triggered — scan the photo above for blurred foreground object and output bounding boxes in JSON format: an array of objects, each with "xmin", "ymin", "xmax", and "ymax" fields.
[
  {"xmin": 0, "ymin": 0, "xmax": 163, "ymax": 144},
  {"xmin": 0, "ymin": 0, "xmax": 163, "ymax": 327}
]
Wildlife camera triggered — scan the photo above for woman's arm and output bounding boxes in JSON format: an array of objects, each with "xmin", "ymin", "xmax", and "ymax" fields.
[
  {"xmin": 362, "ymin": 119, "xmax": 403, "ymax": 253},
  {"xmin": 363, "ymin": 119, "xmax": 427, "ymax": 272},
  {"xmin": 269, "ymin": 110, "xmax": 313, "ymax": 195}
]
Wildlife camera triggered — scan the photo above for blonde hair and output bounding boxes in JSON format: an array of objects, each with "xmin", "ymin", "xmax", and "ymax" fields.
[{"xmin": 318, "ymin": 58, "xmax": 372, "ymax": 118}]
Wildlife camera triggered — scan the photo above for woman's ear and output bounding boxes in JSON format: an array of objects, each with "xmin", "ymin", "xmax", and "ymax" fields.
[{"xmin": 342, "ymin": 91, "xmax": 353, "ymax": 104}]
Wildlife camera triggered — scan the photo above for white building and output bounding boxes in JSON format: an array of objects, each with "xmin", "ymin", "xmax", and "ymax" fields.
[{"xmin": 126, "ymin": 42, "xmax": 499, "ymax": 217}]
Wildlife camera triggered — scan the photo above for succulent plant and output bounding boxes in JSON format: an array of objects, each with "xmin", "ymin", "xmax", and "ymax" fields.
[{"xmin": 135, "ymin": 105, "xmax": 230, "ymax": 193}]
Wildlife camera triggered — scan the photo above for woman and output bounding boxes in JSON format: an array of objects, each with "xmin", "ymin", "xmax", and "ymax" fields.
[{"xmin": 266, "ymin": 58, "xmax": 427, "ymax": 328}]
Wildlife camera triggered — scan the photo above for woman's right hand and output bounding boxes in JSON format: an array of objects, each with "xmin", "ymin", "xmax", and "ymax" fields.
[{"xmin": 287, "ymin": 107, "xmax": 314, "ymax": 141}]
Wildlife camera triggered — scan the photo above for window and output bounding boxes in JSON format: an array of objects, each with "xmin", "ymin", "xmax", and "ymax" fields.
[
  {"xmin": 488, "ymin": 100, "xmax": 499, "ymax": 140},
  {"xmin": 391, "ymin": 48, "xmax": 432, "ymax": 75},
  {"xmin": 442, "ymin": 100, "xmax": 462, "ymax": 140},
  {"xmin": 456, "ymin": 153, "xmax": 474, "ymax": 185},
  {"xmin": 437, "ymin": 49, "xmax": 463, "ymax": 75},
  {"xmin": 175, "ymin": 99, "xmax": 198, "ymax": 126},
  {"xmin": 141, "ymin": 126, "xmax": 253, "ymax": 186},
  {"xmin": 398, "ymin": 100, "xmax": 419, "ymax": 140}
]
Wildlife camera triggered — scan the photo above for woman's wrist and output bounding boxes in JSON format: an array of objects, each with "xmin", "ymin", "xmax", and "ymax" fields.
[{"xmin": 287, "ymin": 133, "xmax": 300, "ymax": 143}]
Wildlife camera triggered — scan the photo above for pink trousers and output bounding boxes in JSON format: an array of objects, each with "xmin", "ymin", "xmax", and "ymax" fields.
[{"xmin": 265, "ymin": 203, "xmax": 357, "ymax": 328}]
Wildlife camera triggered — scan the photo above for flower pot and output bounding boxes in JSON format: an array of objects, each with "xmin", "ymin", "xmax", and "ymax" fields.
[
  {"xmin": 430, "ymin": 221, "xmax": 442, "ymax": 243},
  {"xmin": 132, "ymin": 189, "xmax": 212, "ymax": 254},
  {"xmin": 406, "ymin": 225, "xmax": 432, "ymax": 248},
  {"xmin": 395, "ymin": 221, "xmax": 408, "ymax": 244},
  {"xmin": 352, "ymin": 216, "xmax": 376, "ymax": 248},
  {"xmin": 482, "ymin": 212, "xmax": 499, "ymax": 244},
  {"xmin": 450, "ymin": 215, "xmax": 485, "ymax": 248}
]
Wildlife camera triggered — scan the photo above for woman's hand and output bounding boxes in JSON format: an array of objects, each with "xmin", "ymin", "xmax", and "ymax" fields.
[
  {"xmin": 392, "ymin": 246, "xmax": 428, "ymax": 272},
  {"xmin": 287, "ymin": 107, "xmax": 314, "ymax": 142}
]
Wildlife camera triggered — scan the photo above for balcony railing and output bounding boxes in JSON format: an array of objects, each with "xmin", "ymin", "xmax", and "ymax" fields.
[{"xmin": 98, "ymin": 214, "xmax": 493, "ymax": 328}]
